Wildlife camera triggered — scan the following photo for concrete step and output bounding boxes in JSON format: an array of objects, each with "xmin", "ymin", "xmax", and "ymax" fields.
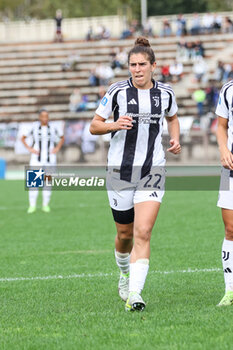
[
  {"xmin": 0, "ymin": 32, "xmax": 231, "ymax": 53},
  {"xmin": 0, "ymin": 65, "xmax": 196, "ymax": 82},
  {"xmin": 0, "ymin": 41, "xmax": 225, "ymax": 61},
  {"xmin": 0, "ymin": 86, "xmax": 101, "ymax": 97},
  {"xmin": 0, "ymin": 78, "xmax": 89, "ymax": 89},
  {"xmin": 0, "ymin": 104, "xmax": 197, "ymax": 118}
]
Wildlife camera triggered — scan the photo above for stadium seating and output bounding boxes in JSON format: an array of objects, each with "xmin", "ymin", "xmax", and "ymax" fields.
[{"xmin": 0, "ymin": 33, "xmax": 233, "ymax": 122}]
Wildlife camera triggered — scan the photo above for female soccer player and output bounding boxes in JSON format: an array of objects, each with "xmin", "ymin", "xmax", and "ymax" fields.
[
  {"xmin": 216, "ymin": 80, "xmax": 233, "ymax": 306},
  {"xmin": 90, "ymin": 37, "xmax": 181, "ymax": 311},
  {"xmin": 21, "ymin": 108, "xmax": 64, "ymax": 213}
]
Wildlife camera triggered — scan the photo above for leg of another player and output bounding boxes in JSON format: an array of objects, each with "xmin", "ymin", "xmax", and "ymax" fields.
[
  {"xmin": 218, "ymin": 208, "xmax": 233, "ymax": 306},
  {"xmin": 42, "ymin": 188, "xmax": 52, "ymax": 213},
  {"xmin": 125, "ymin": 201, "xmax": 160, "ymax": 311},
  {"xmin": 28, "ymin": 188, "xmax": 39, "ymax": 213}
]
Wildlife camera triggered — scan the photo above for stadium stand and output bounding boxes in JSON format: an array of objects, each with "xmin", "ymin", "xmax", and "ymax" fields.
[
  {"xmin": 0, "ymin": 33, "xmax": 232, "ymax": 122},
  {"xmin": 0, "ymin": 18, "xmax": 233, "ymax": 164}
]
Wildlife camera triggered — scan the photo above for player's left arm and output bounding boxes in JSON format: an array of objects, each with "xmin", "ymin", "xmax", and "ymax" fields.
[
  {"xmin": 165, "ymin": 114, "xmax": 181, "ymax": 154},
  {"xmin": 51, "ymin": 135, "xmax": 65, "ymax": 154}
]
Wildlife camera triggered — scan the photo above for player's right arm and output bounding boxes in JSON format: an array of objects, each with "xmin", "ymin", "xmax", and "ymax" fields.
[
  {"xmin": 216, "ymin": 116, "xmax": 233, "ymax": 170},
  {"xmin": 89, "ymin": 114, "xmax": 133, "ymax": 135},
  {"xmin": 21, "ymin": 135, "xmax": 39, "ymax": 155},
  {"xmin": 90, "ymin": 84, "xmax": 133, "ymax": 135}
]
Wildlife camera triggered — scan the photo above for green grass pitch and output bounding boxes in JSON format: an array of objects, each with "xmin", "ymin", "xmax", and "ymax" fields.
[{"xmin": 0, "ymin": 180, "xmax": 232, "ymax": 350}]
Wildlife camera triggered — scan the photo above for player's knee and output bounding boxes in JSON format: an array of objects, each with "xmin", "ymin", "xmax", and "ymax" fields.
[
  {"xmin": 225, "ymin": 222, "xmax": 233, "ymax": 240},
  {"xmin": 117, "ymin": 228, "xmax": 133, "ymax": 241},
  {"xmin": 134, "ymin": 224, "xmax": 152, "ymax": 242}
]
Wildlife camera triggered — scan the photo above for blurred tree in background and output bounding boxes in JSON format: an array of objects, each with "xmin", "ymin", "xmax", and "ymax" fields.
[
  {"xmin": 0, "ymin": 0, "xmax": 232, "ymax": 20},
  {"xmin": 148, "ymin": 0, "xmax": 232, "ymax": 16}
]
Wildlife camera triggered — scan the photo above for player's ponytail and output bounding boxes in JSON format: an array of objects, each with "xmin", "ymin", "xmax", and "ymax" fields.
[{"xmin": 128, "ymin": 36, "xmax": 155, "ymax": 64}]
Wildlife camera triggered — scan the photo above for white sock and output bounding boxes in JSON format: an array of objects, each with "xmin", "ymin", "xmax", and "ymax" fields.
[
  {"xmin": 29, "ymin": 189, "xmax": 39, "ymax": 207},
  {"xmin": 42, "ymin": 188, "xmax": 52, "ymax": 206},
  {"xmin": 115, "ymin": 250, "xmax": 130, "ymax": 274},
  {"xmin": 129, "ymin": 259, "xmax": 149, "ymax": 295},
  {"xmin": 222, "ymin": 239, "xmax": 233, "ymax": 292}
]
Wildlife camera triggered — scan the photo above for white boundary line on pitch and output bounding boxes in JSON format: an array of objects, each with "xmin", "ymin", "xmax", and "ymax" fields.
[{"xmin": 0, "ymin": 268, "xmax": 222, "ymax": 283}]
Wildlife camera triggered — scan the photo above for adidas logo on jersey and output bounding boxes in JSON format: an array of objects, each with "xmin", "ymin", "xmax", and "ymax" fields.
[
  {"xmin": 149, "ymin": 191, "xmax": 158, "ymax": 197},
  {"xmin": 128, "ymin": 98, "xmax": 137, "ymax": 105}
]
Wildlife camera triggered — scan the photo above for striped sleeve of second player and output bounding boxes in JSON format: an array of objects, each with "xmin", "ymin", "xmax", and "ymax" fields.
[{"xmin": 215, "ymin": 81, "xmax": 233, "ymax": 119}]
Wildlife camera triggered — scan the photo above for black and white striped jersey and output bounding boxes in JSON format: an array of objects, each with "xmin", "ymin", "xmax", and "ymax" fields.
[
  {"xmin": 23, "ymin": 121, "xmax": 64, "ymax": 165},
  {"xmin": 215, "ymin": 80, "xmax": 233, "ymax": 152},
  {"xmin": 96, "ymin": 78, "xmax": 178, "ymax": 182}
]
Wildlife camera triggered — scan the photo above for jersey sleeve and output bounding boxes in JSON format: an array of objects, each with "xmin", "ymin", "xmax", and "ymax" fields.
[
  {"xmin": 215, "ymin": 88, "xmax": 229, "ymax": 119},
  {"xmin": 56, "ymin": 123, "xmax": 64, "ymax": 137},
  {"xmin": 21, "ymin": 123, "xmax": 34, "ymax": 137},
  {"xmin": 165, "ymin": 90, "xmax": 178, "ymax": 117},
  {"xmin": 95, "ymin": 89, "xmax": 114, "ymax": 120}
]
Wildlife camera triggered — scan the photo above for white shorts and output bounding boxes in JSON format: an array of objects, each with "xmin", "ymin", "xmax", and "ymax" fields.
[
  {"xmin": 106, "ymin": 167, "xmax": 165, "ymax": 211},
  {"xmin": 217, "ymin": 167, "xmax": 233, "ymax": 210}
]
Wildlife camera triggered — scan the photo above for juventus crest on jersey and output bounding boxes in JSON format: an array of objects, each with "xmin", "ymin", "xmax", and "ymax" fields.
[{"xmin": 96, "ymin": 78, "xmax": 178, "ymax": 182}]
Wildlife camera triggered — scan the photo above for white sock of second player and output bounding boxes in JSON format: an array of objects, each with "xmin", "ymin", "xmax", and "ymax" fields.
[
  {"xmin": 42, "ymin": 188, "xmax": 52, "ymax": 206},
  {"xmin": 29, "ymin": 188, "xmax": 39, "ymax": 207},
  {"xmin": 222, "ymin": 238, "xmax": 233, "ymax": 292}
]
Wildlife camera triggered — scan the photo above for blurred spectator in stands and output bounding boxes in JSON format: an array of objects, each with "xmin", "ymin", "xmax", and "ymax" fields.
[
  {"xmin": 176, "ymin": 14, "xmax": 187, "ymax": 36},
  {"xmin": 212, "ymin": 13, "xmax": 222, "ymax": 33},
  {"xmin": 229, "ymin": 65, "xmax": 233, "ymax": 80},
  {"xmin": 190, "ymin": 13, "xmax": 201, "ymax": 35},
  {"xmin": 120, "ymin": 25, "xmax": 135, "ymax": 39},
  {"xmin": 131, "ymin": 19, "xmax": 140, "ymax": 34},
  {"xmin": 86, "ymin": 26, "xmax": 93, "ymax": 41},
  {"xmin": 54, "ymin": 9, "xmax": 63, "ymax": 42},
  {"xmin": 142, "ymin": 19, "xmax": 153, "ymax": 37},
  {"xmin": 192, "ymin": 87, "xmax": 206, "ymax": 118},
  {"xmin": 160, "ymin": 64, "xmax": 171, "ymax": 83},
  {"xmin": 100, "ymin": 26, "xmax": 111, "ymax": 40},
  {"xmin": 202, "ymin": 12, "xmax": 214, "ymax": 34},
  {"xmin": 111, "ymin": 47, "xmax": 128, "ymax": 71},
  {"xmin": 192, "ymin": 57, "xmax": 208, "ymax": 83},
  {"xmin": 95, "ymin": 25, "xmax": 103, "ymax": 40},
  {"xmin": 92, "ymin": 25, "xmax": 111, "ymax": 40},
  {"xmin": 179, "ymin": 40, "xmax": 204, "ymax": 62},
  {"xmin": 186, "ymin": 41, "xmax": 195, "ymax": 60},
  {"xmin": 169, "ymin": 61, "xmax": 183, "ymax": 83},
  {"xmin": 95, "ymin": 86, "xmax": 107, "ymax": 107},
  {"xmin": 61, "ymin": 51, "xmax": 80, "ymax": 71},
  {"xmin": 193, "ymin": 40, "xmax": 205, "ymax": 60},
  {"xmin": 89, "ymin": 67, "xmax": 99, "ymax": 87},
  {"xmin": 205, "ymin": 82, "xmax": 219, "ymax": 112},
  {"xmin": 160, "ymin": 18, "xmax": 172, "ymax": 37},
  {"xmin": 95, "ymin": 63, "xmax": 114, "ymax": 86},
  {"xmin": 214, "ymin": 60, "xmax": 225, "ymax": 82},
  {"xmin": 81, "ymin": 122, "xmax": 99, "ymax": 160},
  {"xmin": 176, "ymin": 39, "xmax": 189, "ymax": 62},
  {"xmin": 69, "ymin": 88, "xmax": 88, "ymax": 112},
  {"xmin": 116, "ymin": 47, "xmax": 128, "ymax": 68},
  {"xmin": 223, "ymin": 63, "xmax": 233, "ymax": 83},
  {"xmin": 110, "ymin": 48, "xmax": 118, "ymax": 68},
  {"xmin": 222, "ymin": 17, "xmax": 233, "ymax": 33}
]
